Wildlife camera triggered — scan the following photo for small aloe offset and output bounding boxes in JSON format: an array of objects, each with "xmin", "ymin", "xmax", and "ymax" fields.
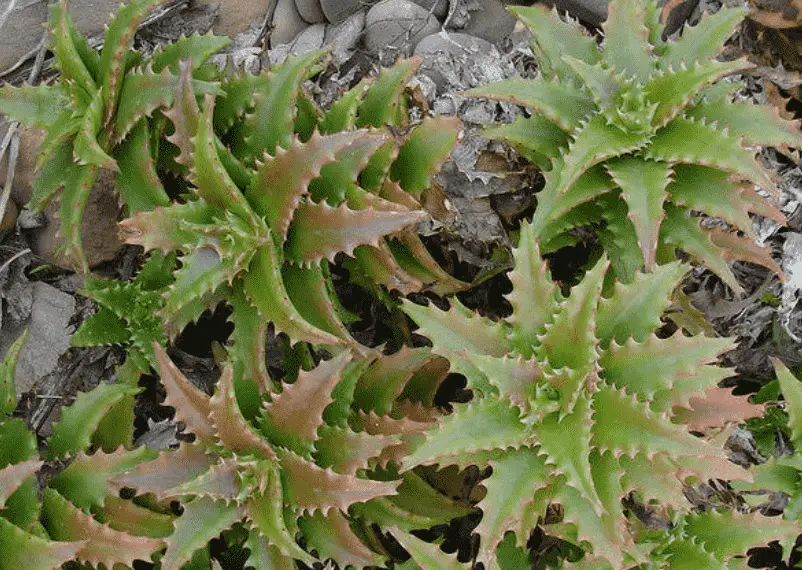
[
  {"xmin": 399, "ymin": 221, "xmax": 795, "ymax": 569},
  {"xmin": 119, "ymin": 53, "xmax": 464, "ymax": 356},
  {"xmin": 467, "ymin": 0, "xmax": 798, "ymax": 291},
  {"xmin": 0, "ymin": 0, "xmax": 226, "ymax": 271},
  {"xmin": 107, "ymin": 343, "xmax": 468, "ymax": 569}
]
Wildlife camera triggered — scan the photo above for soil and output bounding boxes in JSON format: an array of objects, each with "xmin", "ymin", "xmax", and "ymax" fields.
[{"xmin": 1, "ymin": 0, "xmax": 802, "ymax": 568}]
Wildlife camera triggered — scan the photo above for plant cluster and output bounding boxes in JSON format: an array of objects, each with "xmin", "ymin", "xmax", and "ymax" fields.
[{"xmin": 0, "ymin": 0, "xmax": 801, "ymax": 568}]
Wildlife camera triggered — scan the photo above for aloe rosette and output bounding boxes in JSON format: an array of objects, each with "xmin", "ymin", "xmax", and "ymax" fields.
[
  {"xmin": 398, "ymin": 221, "xmax": 798, "ymax": 569},
  {"xmin": 466, "ymin": 0, "xmax": 799, "ymax": 291},
  {"xmin": 107, "ymin": 343, "xmax": 472, "ymax": 569}
]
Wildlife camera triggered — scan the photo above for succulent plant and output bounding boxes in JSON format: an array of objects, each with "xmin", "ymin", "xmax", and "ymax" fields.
[
  {"xmin": 0, "ymin": 0, "xmax": 226, "ymax": 271},
  {"xmin": 399, "ymin": 221, "xmax": 795, "ymax": 569},
  {"xmin": 0, "ymin": 331, "xmax": 171, "ymax": 570},
  {"xmin": 118, "ymin": 53, "xmax": 463, "ymax": 359},
  {"xmin": 108, "ymin": 343, "xmax": 470, "ymax": 569},
  {"xmin": 466, "ymin": 0, "xmax": 798, "ymax": 291}
]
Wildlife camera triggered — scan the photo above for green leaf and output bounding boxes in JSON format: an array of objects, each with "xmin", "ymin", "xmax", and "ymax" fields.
[
  {"xmin": 600, "ymin": 0, "xmax": 654, "ymax": 81},
  {"xmin": 687, "ymin": 99, "xmax": 802, "ymax": 149},
  {"xmin": 480, "ymin": 114, "xmax": 569, "ymax": 171},
  {"xmin": 357, "ymin": 57, "xmax": 420, "ymax": 128},
  {"xmin": 243, "ymin": 243, "xmax": 342, "ymax": 346},
  {"xmin": 246, "ymin": 463, "xmax": 317, "ymax": 565},
  {"xmin": 662, "ymin": 5, "xmax": 749, "ymax": 70},
  {"xmin": 50, "ymin": 446, "xmax": 157, "ymax": 511},
  {"xmin": 604, "ymin": 157, "xmax": 672, "ymax": 269},
  {"xmin": 595, "ymin": 261, "xmax": 689, "ymax": 345},
  {"xmin": 98, "ymin": 0, "xmax": 163, "ymax": 114},
  {"xmin": 248, "ymin": 129, "xmax": 388, "ymax": 238},
  {"xmin": 238, "ymin": 50, "xmax": 325, "ymax": 158},
  {"xmin": 0, "ymin": 330, "xmax": 27, "ymax": 416},
  {"xmin": 47, "ymin": 1, "xmax": 96, "ymax": 91},
  {"xmin": 299, "ymin": 510, "xmax": 385, "ymax": 569},
  {"xmin": 58, "ymin": 162, "xmax": 99, "ymax": 273},
  {"xmin": 151, "ymin": 32, "xmax": 231, "ymax": 73},
  {"xmin": 773, "ymin": 358, "xmax": 802, "ymax": 447},
  {"xmin": 645, "ymin": 59, "xmax": 748, "ymax": 128},
  {"xmin": 0, "ymin": 83, "xmax": 70, "ymax": 129},
  {"xmin": 47, "ymin": 382, "xmax": 142, "ymax": 459},
  {"xmin": 645, "ymin": 116, "xmax": 776, "ymax": 194},
  {"xmin": 162, "ymin": 497, "xmax": 241, "ymax": 570},
  {"xmin": 0, "ymin": 516, "xmax": 84, "ymax": 570},
  {"xmin": 115, "ymin": 120, "xmax": 170, "ymax": 212},
  {"xmin": 390, "ymin": 529, "xmax": 465, "ymax": 570},
  {"xmin": 509, "ymin": 5, "xmax": 601, "ymax": 81},
  {"xmin": 473, "ymin": 447, "xmax": 549, "ymax": 564},
  {"xmin": 402, "ymin": 399, "xmax": 529, "ymax": 469},
  {"xmin": 390, "ymin": 116, "xmax": 462, "ymax": 197},
  {"xmin": 28, "ymin": 140, "xmax": 75, "ymax": 213},
  {"xmin": 463, "ymin": 79, "xmax": 595, "ymax": 132}
]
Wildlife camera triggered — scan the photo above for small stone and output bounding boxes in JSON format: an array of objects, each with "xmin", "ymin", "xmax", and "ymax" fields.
[
  {"xmin": 271, "ymin": 0, "xmax": 309, "ymax": 46},
  {"xmin": 0, "ymin": 126, "xmax": 45, "ymax": 208},
  {"xmin": 550, "ymin": 0, "xmax": 608, "ymax": 26},
  {"xmin": 410, "ymin": 0, "xmax": 449, "ymax": 20},
  {"xmin": 0, "ymin": 282, "xmax": 75, "ymax": 398},
  {"xmin": 461, "ymin": 0, "xmax": 517, "ymax": 44},
  {"xmin": 320, "ymin": 0, "xmax": 363, "ymax": 24},
  {"xmin": 414, "ymin": 31, "xmax": 498, "ymax": 92},
  {"xmin": 270, "ymin": 22, "xmax": 326, "ymax": 65},
  {"xmin": 364, "ymin": 0, "xmax": 441, "ymax": 59},
  {"xmin": 294, "ymin": 0, "xmax": 326, "ymax": 23},
  {"xmin": 324, "ymin": 10, "xmax": 366, "ymax": 64},
  {"xmin": 197, "ymin": 0, "xmax": 273, "ymax": 36}
]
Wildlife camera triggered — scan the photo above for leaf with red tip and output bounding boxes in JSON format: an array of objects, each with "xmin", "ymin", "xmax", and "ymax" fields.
[
  {"xmin": 259, "ymin": 352, "xmax": 349, "ymax": 454},
  {"xmin": 357, "ymin": 57, "xmax": 421, "ymax": 128},
  {"xmin": 0, "ymin": 459, "xmax": 41, "ymax": 507},
  {"xmin": 672, "ymin": 387, "xmax": 763, "ymax": 432},
  {"xmin": 299, "ymin": 510, "xmax": 385, "ymax": 569},
  {"xmin": 102, "ymin": 495, "xmax": 176, "ymax": 538},
  {"xmin": 390, "ymin": 528, "xmax": 464, "ymax": 570},
  {"xmin": 109, "ymin": 445, "xmax": 216, "ymax": 500},
  {"xmin": 353, "ymin": 347, "xmax": 436, "ymax": 416},
  {"xmin": 209, "ymin": 366, "xmax": 277, "ymax": 460},
  {"xmin": 247, "ymin": 130, "xmax": 388, "ymax": 238},
  {"xmin": 164, "ymin": 59, "xmax": 200, "ymax": 172},
  {"xmin": 58, "ymin": 162, "xmax": 99, "ymax": 273},
  {"xmin": 153, "ymin": 344, "xmax": 215, "ymax": 442},
  {"xmin": 278, "ymin": 450, "xmax": 398, "ymax": 513},
  {"xmin": 41, "ymin": 488, "xmax": 163, "ymax": 568},
  {"xmin": 708, "ymin": 227, "xmax": 784, "ymax": 278},
  {"xmin": 315, "ymin": 426, "xmax": 401, "ymax": 474}
]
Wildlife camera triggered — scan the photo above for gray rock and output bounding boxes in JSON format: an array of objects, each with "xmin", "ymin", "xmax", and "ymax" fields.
[
  {"xmin": 364, "ymin": 0, "xmax": 440, "ymax": 59},
  {"xmin": 0, "ymin": 282, "xmax": 75, "ymax": 398},
  {"xmin": 270, "ymin": 22, "xmax": 325, "ymax": 65},
  {"xmin": 294, "ymin": 0, "xmax": 326, "ymax": 23},
  {"xmin": 410, "ymin": 0, "xmax": 449, "ymax": 20},
  {"xmin": 320, "ymin": 0, "xmax": 363, "ymax": 24},
  {"xmin": 414, "ymin": 31, "xmax": 498, "ymax": 92},
  {"xmin": 461, "ymin": 0, "xmax": 516, "ymax": 44},
  {"xmin": 271, "ymin": 0, "xmax": 309, "ymax": 46},
  {"xmin": 324, "ymin": 10, "xmax": 366, "ymax": 64}
]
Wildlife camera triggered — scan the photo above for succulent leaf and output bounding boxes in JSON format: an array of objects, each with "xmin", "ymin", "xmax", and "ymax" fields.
[
  {"xmin": 161, "ymin": 497, "xmax": 241, "ymax": 570},
  {"xmin": 0, "ymin": 516, "xmax": 85, "ymax": 570}
]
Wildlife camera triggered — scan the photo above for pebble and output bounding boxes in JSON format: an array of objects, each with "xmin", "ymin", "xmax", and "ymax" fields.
[
  {"xmin": 364, "ymin": 0, "xmax": 441, "ymax": 59},
  {"xmin": 324, "ymin": 10, "xmax": 366, "ymax": 64},
  {"xmin": 320, "ymin": 0, "xmax": 363, "ymax": 24},
  {"xmin": 410, "ymin": 0, "xmax": 450, "ymax": 20},
  {"xmin": 461, "ymin": 0, "xmax": 517, "ymax": 45},
  {"xmin": 550, "ymin": 0, "xmax": 608, "ymax": 26},
  {"xmin": 271, "ymin": 0, "xmax": 310, "ymax": 46},
  {"xmin": 269, "ymin": 23, "xmax": 325, "ymax": 65},
  {"xmin": 414, "ymin": 32, "xmax": 498, "ymax": 92},
  {"xmin": 294, "ymin": 0, "xmax": 327, "ymax": 23}
]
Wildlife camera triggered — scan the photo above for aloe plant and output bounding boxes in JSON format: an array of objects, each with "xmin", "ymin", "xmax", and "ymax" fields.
[
  {"xmin": 398, "ymin": 221, "xmax": 798, "ymax": 569},
  {"xmin": 0, "ymin": 0, "xmax": 227, "ymax": 271},
  {"xmin": 118, "ymin": 53, "xmax": 464, "ymax": 362},
  {"xmin": 107, "ymin": 343, "xmax": 471, "ymax": 569},
  {"xmin": 466, "ymin": 0, "xmax": 798, "ymax": 291}
]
